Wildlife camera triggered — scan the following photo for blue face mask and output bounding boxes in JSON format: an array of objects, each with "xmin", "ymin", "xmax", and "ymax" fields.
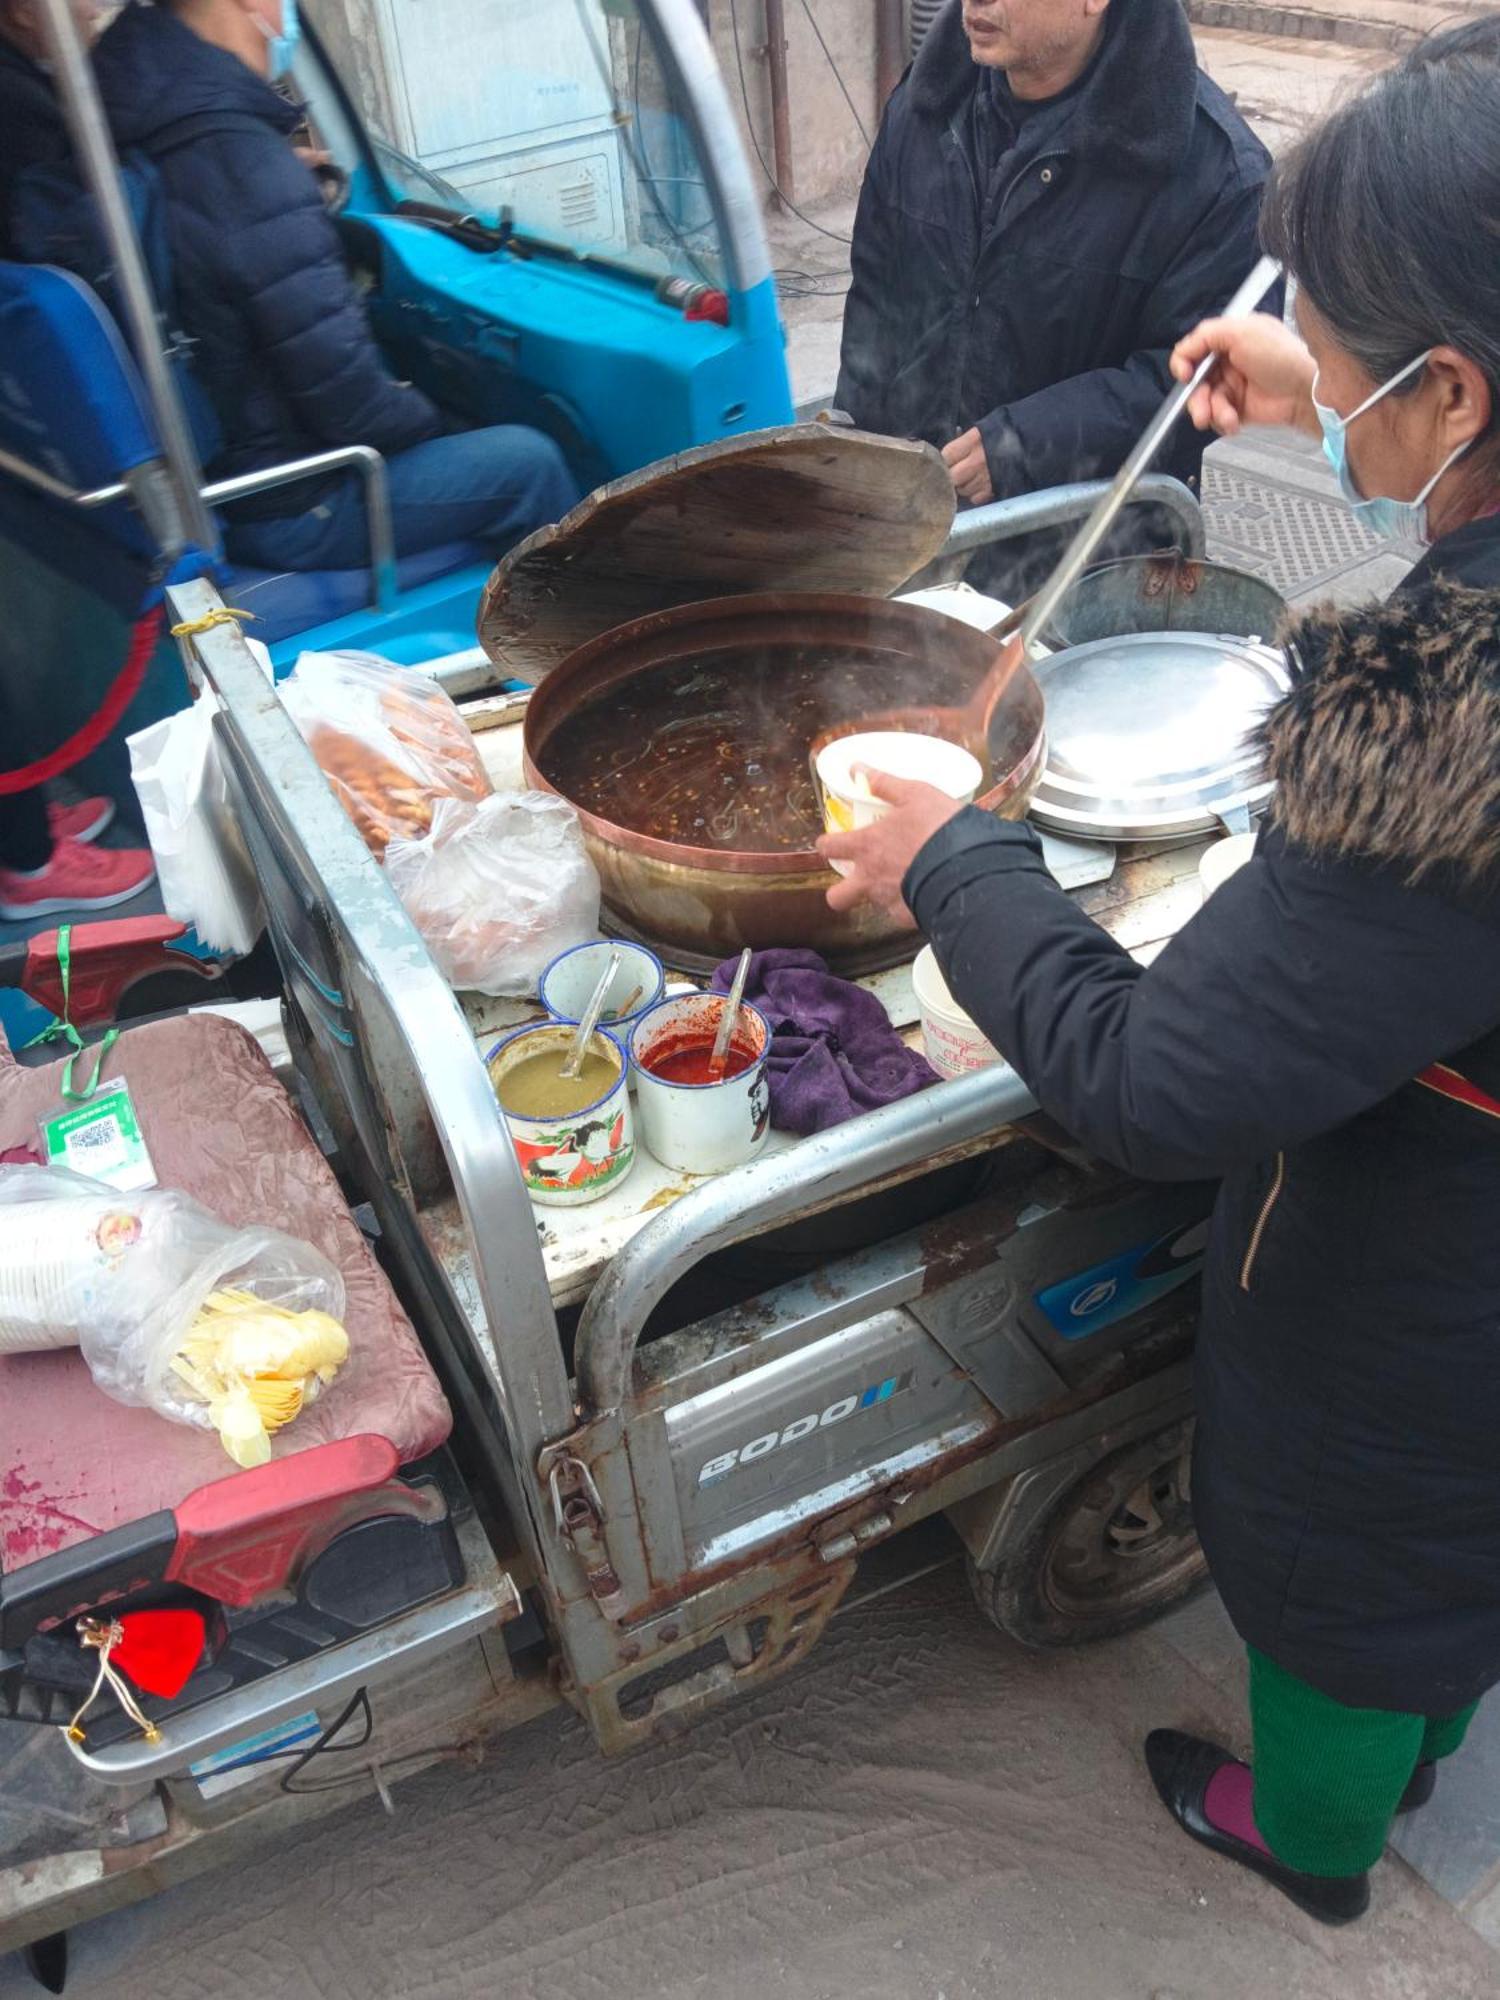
[
  {"xmin": 254, "ymin": 0, "xmax": 299, "ymax": 81},
  {"xmin": 1312, "ymin": 349, "xmax": 1472, "ymax": 545}
]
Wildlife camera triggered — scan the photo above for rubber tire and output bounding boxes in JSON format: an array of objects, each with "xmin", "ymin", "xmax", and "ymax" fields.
[
  {"xmin": 23, "ymin": 1933, "xmax": 67, "ymax": 1994},
  {"xmin": 966, "ymin": 1419, "xmax": 1209, "ymax": 1650}
]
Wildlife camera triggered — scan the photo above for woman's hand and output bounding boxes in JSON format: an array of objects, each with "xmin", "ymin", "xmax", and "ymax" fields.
[
  {"xmin": 818, "ymin": 771, "xmax": 968, "ymax": 922},
  {"xmin": 1170, "ymin": 313, "xmax": 1318, "ymax": 437}
]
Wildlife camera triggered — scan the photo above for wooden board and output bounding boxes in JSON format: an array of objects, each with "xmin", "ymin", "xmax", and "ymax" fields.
[{"xmin": 477, "ymin": 425, "xmax": 956, "ymax": 683}]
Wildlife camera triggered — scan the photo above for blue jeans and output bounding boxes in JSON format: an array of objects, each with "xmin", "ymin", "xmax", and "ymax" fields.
[{"xmin": 224, "ymin": 424, "xmax": 580, "ymax": 571}]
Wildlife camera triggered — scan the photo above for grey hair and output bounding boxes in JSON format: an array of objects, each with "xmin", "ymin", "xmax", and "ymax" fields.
[{"xmin": 1261, "ymin": 17, "xmax": 1500, "ymax": 431}]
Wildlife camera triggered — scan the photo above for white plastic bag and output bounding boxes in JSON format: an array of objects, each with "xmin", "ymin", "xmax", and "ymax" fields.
[
  {"xmin": 0, "ymin": 1167, "xmax": 346, "ymax": 1464},
  {"xmin": 385, "ymin": 792, "xmax": 601, "ymax": 997},
  {"xmin": 128, "ymin": 695, "xmax": 266, "ymax": 957},
  {"xmin": 279, "ymin": 650, "xmax": 492, "ymax": 859}
]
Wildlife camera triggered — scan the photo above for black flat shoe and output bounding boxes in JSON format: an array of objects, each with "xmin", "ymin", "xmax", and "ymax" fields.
[
  {"xmin": 1144, "ymin": 1729, "xmax": 1371, "ymax": 1926},
  {"xmin": 1396, "ymin": 1760, "xmax": 1437, "ymax": 1815}
]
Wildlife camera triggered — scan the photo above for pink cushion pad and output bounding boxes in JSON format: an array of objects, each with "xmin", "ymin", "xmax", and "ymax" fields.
[{"xmin": 0, "ymin": 1014, "xmax": 452, "ymax": 1570}]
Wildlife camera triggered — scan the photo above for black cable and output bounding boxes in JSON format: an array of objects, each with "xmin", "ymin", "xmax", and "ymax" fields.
[
  {"xmin": 569, "ymin": 0, "xmax": 718, "ymax": 287},
  {"xmin": 280, "ymin": 1687, "xmax": 374, "ymax": 1794},
  {"xmin": 187, "ymin": 1686, "xmax": 470, "ymax": 1802},
  {"xmin": 726, "ymin": 0, "xmax": 853, "ymax": 246},
  {"xmin": 795, "ymin": 0, "xmax": 872, "ymax": 150},
  {"xmin": 773, "ymin": 266, "xmax": 851, "ymax": 299},
  {"xmin": 631, "ymin": 22, "xmax": 720, "ymax": 248},
  {"xmin": 195, "ymin": 1687, "xmax": 373, "ymax": 1784}
]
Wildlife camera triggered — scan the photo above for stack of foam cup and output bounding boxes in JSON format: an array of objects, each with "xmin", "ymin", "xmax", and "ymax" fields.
[{"xmin": 0, "ymin": 1193, "xmax": 142, "ymax": 1353}]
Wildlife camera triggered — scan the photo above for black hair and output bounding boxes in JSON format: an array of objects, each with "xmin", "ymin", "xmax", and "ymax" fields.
[{"xmin": 1261, "ymin": 17, "xmax": 1500, "ymax": 433}]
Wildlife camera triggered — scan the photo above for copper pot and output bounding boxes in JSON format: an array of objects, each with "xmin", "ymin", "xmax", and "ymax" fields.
[{"xmin": 523, "ymin": 593, "xmax": 1046, "ymax": 963}]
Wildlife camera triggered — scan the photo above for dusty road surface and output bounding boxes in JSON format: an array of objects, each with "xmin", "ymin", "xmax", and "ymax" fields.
[{"xmin": 7, "ymin": 1567, "xmax": 1496, "ymax": 2000}]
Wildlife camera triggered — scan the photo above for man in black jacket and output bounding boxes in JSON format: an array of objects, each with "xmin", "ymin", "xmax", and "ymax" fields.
[
  {"xmin": 836, "ymin": 0, "xmax": 1271, "ymax": 592},
  {"xmin": 0, "ymin": 0, "xmax": 101, "ymax": 248},
  {"xmin": 88, "ymin": 0, "xmax": 578, "ymax": 572}
]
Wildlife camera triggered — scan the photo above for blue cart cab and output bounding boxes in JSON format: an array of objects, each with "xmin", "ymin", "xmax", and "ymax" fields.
[{"xmin": 0, "ymin": 0, "xmax": 792, "ymax": 759}]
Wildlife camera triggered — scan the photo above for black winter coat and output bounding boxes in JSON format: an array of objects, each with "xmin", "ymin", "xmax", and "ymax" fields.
[
  {"xmin": 836, "ymin": 0, "xmax": 1271, "ymax": 592},
  {"xmin": 907, "ymin": 519, "xmax": 1500, "ymax": 1715},
  {"xmin": 0, "ymin": 35, "xmax": 73, "ymax": 255},
  {"xmin": 91, "ymin": 3, "xmax": 444, "ymax": 518}
]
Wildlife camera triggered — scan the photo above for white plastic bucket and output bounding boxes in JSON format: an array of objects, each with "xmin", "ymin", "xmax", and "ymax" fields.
[
  {"xmin": 814, "ymin": 732, "xmax": 983, "ymax": 875},
  {"xmin": 629, "ymin": 994, "xmax": 771, "ymax": 1176},
  {"xmin": 487, "ymin": 1024, "xmax": 635, "ymax": 1207},
  {"xmin": 912, "ymin": 945, "xmax": 999, "ymax": 1080}
]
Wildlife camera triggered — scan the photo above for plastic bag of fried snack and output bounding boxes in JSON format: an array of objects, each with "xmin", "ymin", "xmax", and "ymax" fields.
[
  {"xmin": 172, "ymin": 1287, "xmax": 349, "ymax": 1469},
  {"xmin": 385, "ymin": 792, "xmax": 601, "ymax": 997},
  {"xmin": 279, "ymin": 650, "xmax": 492, "ymax": 859}
]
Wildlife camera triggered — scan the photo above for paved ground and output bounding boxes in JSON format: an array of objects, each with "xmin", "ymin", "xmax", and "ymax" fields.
[
  {"xmin": 1186, "ymin": 0, "xmax": 1495, "ymax": 56},
  {"xmin": 9, "ymin": 1570, "xmax": 1496, "ymax": 2000}
]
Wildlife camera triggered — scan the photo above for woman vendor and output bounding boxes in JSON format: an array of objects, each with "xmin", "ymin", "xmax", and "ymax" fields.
[{"xmin": 820, "ymin": 18, "xmax": 1500, "ymax": 1928}]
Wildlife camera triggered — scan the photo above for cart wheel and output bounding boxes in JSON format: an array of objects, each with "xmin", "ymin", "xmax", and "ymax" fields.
[
  {"xmin": 23, "ymin": 1933, "xmax": 67, "ymax": 1994},
  {"xmin": 967, "ymin": 1419, "xmax": 1207, "ymax": 1649}
]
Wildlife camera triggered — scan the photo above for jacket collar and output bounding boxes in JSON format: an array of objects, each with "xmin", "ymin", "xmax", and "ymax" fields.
[
  {"xmin": 95, "ymin": 0, "xmax": 298, "ymax": 149},
  {"xmin": 1264, "ymin": 572, "xmax": 1500, "ymax": 888},
  {"xmin": 907, "ymin": 0, "xmax": 1200, "ymax": 177}
]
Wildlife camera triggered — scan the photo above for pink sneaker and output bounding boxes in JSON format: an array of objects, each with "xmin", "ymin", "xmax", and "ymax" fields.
[
  {"xmin": 0, "ymin": 837, "xmax": 156, "ymax": 920},
  {"xmin": 47, "ymin": 796, "xmax": 116, "ymax": 846}
]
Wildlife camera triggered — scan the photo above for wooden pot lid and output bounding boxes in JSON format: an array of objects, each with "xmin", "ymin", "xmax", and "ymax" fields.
[{"xmin": 477, "ymin": 424, "xmax": 956, "ymax": 684}]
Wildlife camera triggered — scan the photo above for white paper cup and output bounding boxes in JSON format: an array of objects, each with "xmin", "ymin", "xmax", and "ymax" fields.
[
  {"xmin": 487, "ymin": 1024, "xmax": 635, "ymax": 1208},
  {"xmin": 0, "ymin": 1196, "xmax": 147, "ymax": 1352},
  {"xmin": 629, "ymin": 994, "xmax": 772, "ymax": 1176},
  {"xmin": 912, "ymin": 945, "xmax": 1000, "ymax": 1080},
  {"xmin": 815, "ymin": 732, "xmax": 983, "ymax": 876},
  {"xmin": 1199, "ymin": 831, "xmax": 1257, "ymax": 900}
]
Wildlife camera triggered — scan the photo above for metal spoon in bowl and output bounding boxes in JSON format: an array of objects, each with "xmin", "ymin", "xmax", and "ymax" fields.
[
  {"xmin": 560, "ymin": 947, "xmax": 623, "ymax": 1081},
  {"xmin": 709, "ymin": 948, "xmax": 753, "ymax": 1079}
]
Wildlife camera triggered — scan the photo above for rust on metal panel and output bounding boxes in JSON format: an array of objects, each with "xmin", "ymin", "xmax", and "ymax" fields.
[
  {"xmin": 566, "ymin": 1556, "xmax": 859, "ymax": 1756},
  {"xmin": 597, "ymin": 1297, "xmax": 1196, "ymax": 1628},
  {"xmin": 590, "ymin": 1402, "xmax": 1020, "ymax": 1630},
  {"xmin": 634, "ymin": 1298, "xmax": 787, "ymax": 1405}
]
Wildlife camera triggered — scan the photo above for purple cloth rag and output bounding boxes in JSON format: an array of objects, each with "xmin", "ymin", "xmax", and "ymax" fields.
[{"xmin": 711, "ymin": 947, "xmax": 940, "ymax": 1136}]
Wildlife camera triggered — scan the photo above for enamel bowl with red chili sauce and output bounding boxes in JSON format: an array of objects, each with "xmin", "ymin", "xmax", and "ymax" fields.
[{"xmin": 629, "ymin": 994, "xmax": 773, "ymax": 1175}]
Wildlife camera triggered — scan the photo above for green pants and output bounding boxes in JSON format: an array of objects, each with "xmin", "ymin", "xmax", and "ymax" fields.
[{"xmin": 1249, "ymin": 1647, "xmax": 1479, "ymax": 1876}]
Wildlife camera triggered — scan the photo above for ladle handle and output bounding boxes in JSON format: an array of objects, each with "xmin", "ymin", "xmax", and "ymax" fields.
[{"xmin": 1017, "ymin": 255, "xmax": 1281, "ymax": 652}]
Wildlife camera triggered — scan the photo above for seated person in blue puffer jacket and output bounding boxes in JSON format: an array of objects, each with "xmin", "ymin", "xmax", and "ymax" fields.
[{"xmin": 90, "ymin": 0, "xmax": 580, "ymax": 573}]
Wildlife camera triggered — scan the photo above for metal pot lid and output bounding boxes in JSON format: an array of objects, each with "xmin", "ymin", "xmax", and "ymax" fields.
[
  {"xmin": 477, "ymin": 425, "xmax": 956, "ymax": 684},
  {"xmin": 1027, "ymin": 630, "xmax": 1290, "ymax": 842}
]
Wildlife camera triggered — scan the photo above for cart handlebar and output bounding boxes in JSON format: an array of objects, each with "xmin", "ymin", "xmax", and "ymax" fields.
[
  {"xmin": 574, "ymin": 1061, "xmax": 1039, "ymax": 1415},
  {"xmin": 940, "ymin": 474, "xmax": 1204, "ymax": 564}
]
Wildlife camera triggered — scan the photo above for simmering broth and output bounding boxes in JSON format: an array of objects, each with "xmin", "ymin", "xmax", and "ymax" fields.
[{"xmin": 539, "ymin": 644, "xmax": 984, "ymax": 854}]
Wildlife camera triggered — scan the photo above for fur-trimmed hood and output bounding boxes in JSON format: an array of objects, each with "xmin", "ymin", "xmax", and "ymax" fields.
[
  {"xmin": 907, "ymin": 0, "xmax": 1201, "ymax": 178},
  {"xmin": 1263, "ymin": 579, "xmax": 1500, "ymax": 885}
]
